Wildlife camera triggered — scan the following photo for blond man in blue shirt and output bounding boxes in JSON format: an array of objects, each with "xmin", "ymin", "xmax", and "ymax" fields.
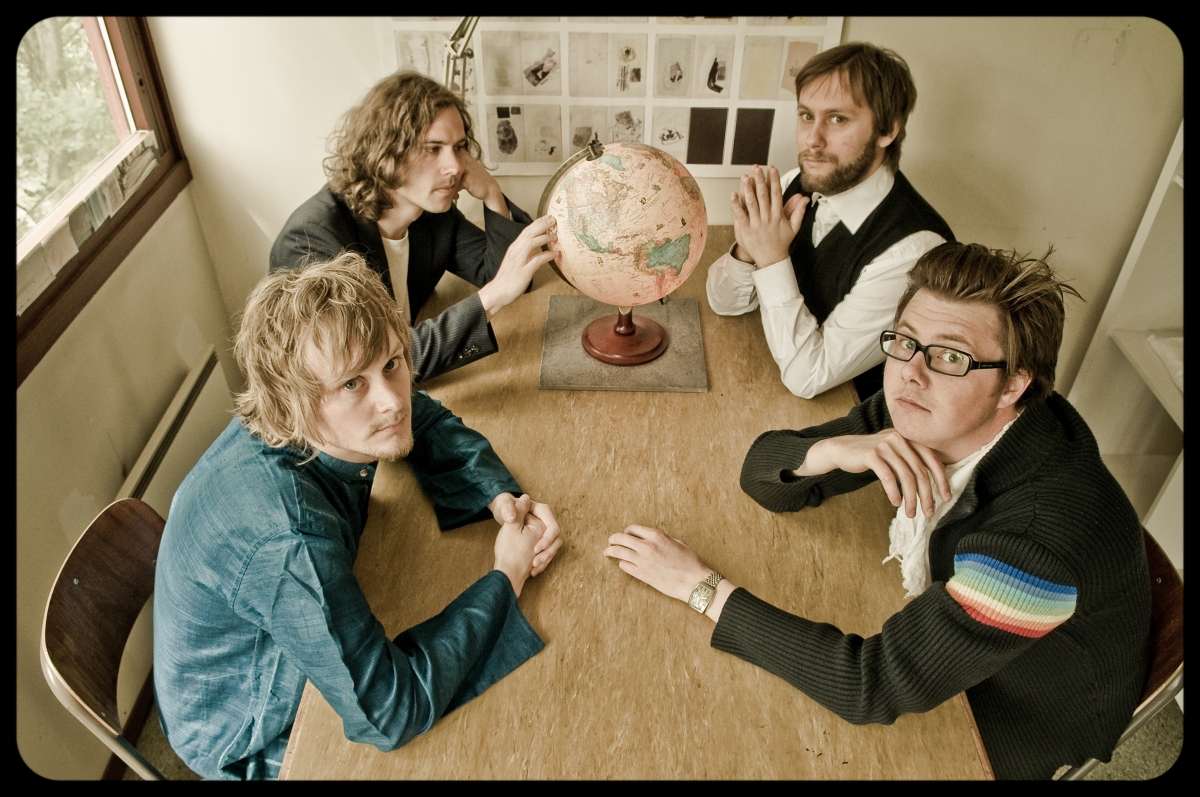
[{"xmin": 154, "ymin": 253, "xmax": 561, "ymax": 779}]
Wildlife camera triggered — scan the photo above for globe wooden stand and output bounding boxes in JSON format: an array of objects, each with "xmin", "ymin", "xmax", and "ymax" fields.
[{"xmin": 582, "ymin": 306, "xmax": 667, "ymax": 366}]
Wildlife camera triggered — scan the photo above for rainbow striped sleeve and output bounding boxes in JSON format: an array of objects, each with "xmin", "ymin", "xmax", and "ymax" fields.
[{"xmin": 945, "ymin": 552, "xmax": 1077, "ymax": 638}]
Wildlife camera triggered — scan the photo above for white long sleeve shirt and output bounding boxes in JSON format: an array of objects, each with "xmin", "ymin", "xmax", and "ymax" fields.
[{"xmin": 707, "ymin": 166, "xmax": 946, "ymax": 399}]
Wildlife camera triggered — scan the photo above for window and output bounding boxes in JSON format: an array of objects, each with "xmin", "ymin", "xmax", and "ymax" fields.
[{"xmin": 16, "ymin": 17, "xmax": 191, "ymax": 387}]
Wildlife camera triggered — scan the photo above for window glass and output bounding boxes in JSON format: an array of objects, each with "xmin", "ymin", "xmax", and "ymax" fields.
[{"xmin": 17, "ymin": 17, "xmax": 133, "ymax": 241}]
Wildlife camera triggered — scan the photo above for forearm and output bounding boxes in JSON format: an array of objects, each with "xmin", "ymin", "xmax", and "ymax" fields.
[
  {"xmin": 408, "ymin": 391, "xmax": 522, "ymax": 529},
  {"xmin": 478, "ymin": 198, "xmax": 532, "ymax": 279},
  {"xmin": 330, "ymin": 571, "xmax": 542, "ymax": 750},
  {"xmin": 706, "ymin": 247, "xmax": 760, "ymax": 316},
  {"xmin": 448, "ymin": 199, "xmax": 532, "ymax": 289},
  {"xmin": 710, "ymin": 585, "xmax": 1022, "ymax": 725},
  {"xmin": 739, "ymin": 393, "xmax": 893, "ymax": 511},
  {"xmin": 481, "ymin": 187, "xmax": 512, "ymax": 220},
  {"xmin": 408, "ymin": 295, "xmax": 498, "ymax": 383}
]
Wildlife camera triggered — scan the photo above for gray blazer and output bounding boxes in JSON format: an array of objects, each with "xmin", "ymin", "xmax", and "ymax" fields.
[{"xmin": 270, "ymin": 185, "xmax": 532, "ymax": 382}]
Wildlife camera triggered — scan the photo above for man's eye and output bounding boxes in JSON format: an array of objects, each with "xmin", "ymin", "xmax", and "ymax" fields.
[
  {"xmin": 900, "ymin": 338, "xmax": 917, "ymax": 351},
  {"xmin": 343, "ymin": 378, "xmax": 360, "ymax": 391},
  {"xmin": 384, "ymin": 357, "xmax": 399, "ymax": 372},
  {"xmin": 940, "ymin": 350, "xmax": 964, "ymax": 364}
]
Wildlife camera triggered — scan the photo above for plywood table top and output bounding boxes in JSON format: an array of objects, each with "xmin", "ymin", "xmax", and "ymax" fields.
[{"xmin": 280, "ymin": 228, "xmax": 990, "ymax": 780}]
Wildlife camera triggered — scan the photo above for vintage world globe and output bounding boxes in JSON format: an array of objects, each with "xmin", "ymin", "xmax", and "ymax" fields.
[{"xmin": 538, "ymin": 142, "xmax": 708, "ymax": 364}]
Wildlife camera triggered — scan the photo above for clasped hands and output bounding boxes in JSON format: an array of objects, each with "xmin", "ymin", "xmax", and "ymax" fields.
[
  {"xmin": 488, "ymin": 492, "xmax": 562, "ymax": 597},
  {"xmin": 730, "ymin": 164, "xmax": 809, "ymax": 269}
]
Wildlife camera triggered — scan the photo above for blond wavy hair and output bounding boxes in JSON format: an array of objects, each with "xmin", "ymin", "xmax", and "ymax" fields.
[
  {"xmin": 233, "ymin": 252, "xmax": 412, "ymax": 453},
  {"xmin": 895, "ymin": 242, "xmax": 1082, "ymax": 407},
  {"xmin": 324, "ymin": 70, "xmax": 482, "ymax": 222}
]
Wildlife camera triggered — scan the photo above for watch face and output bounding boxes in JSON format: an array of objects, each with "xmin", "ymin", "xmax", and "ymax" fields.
[{"xmin": 690, "ymin": 583, "xmax": 715, "ymax": 611}]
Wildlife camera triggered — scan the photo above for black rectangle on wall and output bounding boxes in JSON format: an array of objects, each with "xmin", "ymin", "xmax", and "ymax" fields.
[
  {"xmin": 731, "ymin": 108, "xmax": 775, "ymax": 165},
  {"xmin": 686, "ymin": 107, "xmax": 728, "ymax": 165}
]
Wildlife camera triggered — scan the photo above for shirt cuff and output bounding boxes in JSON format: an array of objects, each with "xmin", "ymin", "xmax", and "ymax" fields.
[
  {"xmin": 726, "ymin": 242, "xmax": 755, "ymax": 266},
  {"xmin": 751, "ymin": 259, "xmax": 802, "ymax": 305}
]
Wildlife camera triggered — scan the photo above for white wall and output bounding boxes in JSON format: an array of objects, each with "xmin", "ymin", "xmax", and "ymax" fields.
[
  {"xmin": 841, "ymin": 16, "xmax": 1182, "ymax": 394},
  {"xmin": 17, "ymin": 186, "xmax": 232, "ymax": 779},
  {"xmin": 150, "ymin": 17, "xmax": 1180, "ymax": 400},
  {"xmin": 148, "ymin": 17, "xmax": 383, "ymax": 369}
]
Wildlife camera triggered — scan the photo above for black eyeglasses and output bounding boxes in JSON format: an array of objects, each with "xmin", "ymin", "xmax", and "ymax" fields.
[{"xmin": 879, "ymin": 330, "xmax": 1007, "ymax": 377}]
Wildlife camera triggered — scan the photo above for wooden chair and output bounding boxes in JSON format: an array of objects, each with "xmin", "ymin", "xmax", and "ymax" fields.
[
  {"xmin": 1059, "ymin": 528, "xmax": 1184, "ymax": 780},
  {"xmin": 40, "ymin": 498, "xmax": 166, "ymax": 780}
]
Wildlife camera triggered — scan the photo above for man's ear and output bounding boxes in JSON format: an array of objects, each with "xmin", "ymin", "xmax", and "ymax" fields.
[
  {"xmin": 876, "ymin": 119, "xmax": 900, "ymax": 150},
  {"xmin": 997, "ymin": 368, "xmax": 1032, "ymax": 410}
]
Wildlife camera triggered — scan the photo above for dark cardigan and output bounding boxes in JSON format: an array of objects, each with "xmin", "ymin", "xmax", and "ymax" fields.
[{"xmin": 717, "ymin": 391, "xmax": 1151, "ymax": 779}]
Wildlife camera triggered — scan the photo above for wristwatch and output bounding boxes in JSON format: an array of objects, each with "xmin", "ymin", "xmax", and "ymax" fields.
[{"xmin": 687, "ymin": 572, "xmax": 724, "ymax": 614}]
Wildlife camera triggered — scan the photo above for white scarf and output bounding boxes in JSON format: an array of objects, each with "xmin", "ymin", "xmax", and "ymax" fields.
[{"xmin": 883, "ymin": 415, "xmax": 1019, "ymax": 597}]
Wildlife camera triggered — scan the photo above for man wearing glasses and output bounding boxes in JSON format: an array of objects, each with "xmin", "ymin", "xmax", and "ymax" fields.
[{"xmin": 605, "ymin": 242, "xmax": 1151, "ymax": 779}]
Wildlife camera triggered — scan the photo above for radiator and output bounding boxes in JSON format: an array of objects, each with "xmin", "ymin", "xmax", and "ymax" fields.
[
  {"xmin": 116, "ymin": 344, "xmax": 233, "ymax": 517},
  {"xmin": 111, "ymin": 343, "xmax": 232, "ymax": 735}
]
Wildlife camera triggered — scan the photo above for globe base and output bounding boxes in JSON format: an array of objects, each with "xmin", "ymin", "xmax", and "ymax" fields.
[{"xmin": 582, "ymin": 310, "xmax": 667, "ymax": 366}]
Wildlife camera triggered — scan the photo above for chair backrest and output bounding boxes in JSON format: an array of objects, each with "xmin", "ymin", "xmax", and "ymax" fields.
[
  {"xmin": 1053, "ymin": 528, "xmax": 1182, "ymax": 780},
  {"xmin": 1138, "ymin": 527, "xmax": 1183, "ymax": 708},
  {"xmin": 40, "ymin": 497, "xmax": 166, "ymax": 780}
]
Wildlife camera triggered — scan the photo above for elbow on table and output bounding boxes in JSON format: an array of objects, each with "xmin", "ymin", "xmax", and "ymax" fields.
[
  {"xmin": 707, "ymin": 296, "xmax": 756, "ymax": 317},
  {"xmin": 780, "ymin": 370, "xmax": 829, "ymax": 401},
  {"xmin": 367, "ymin": 721, "xmax": 425, "ymax": 753}
]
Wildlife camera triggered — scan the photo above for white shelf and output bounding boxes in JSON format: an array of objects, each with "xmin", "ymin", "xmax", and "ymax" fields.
[
  {"xmin": 1069, "ymin": 121, "xmax": 1182, "ymax": 574},
  {"xmin": 1109, "ymin": 328, "xmax": 1183, "ymax": 431}
]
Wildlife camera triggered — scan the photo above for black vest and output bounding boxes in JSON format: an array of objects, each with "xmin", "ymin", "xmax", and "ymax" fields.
[{"xmin": 782, "ymin": 170, "xmax": 954, "ymax": 399}]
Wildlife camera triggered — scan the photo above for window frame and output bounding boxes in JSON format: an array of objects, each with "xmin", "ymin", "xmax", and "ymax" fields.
[{"xmin": 17, "ymin": 17, "xmax": 192, "ymax": 387}]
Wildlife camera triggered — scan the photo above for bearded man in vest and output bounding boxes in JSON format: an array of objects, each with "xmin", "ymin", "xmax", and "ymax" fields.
[{"xmin": 707, "ymin": 42, "xmax": 953, "ymax": 401}]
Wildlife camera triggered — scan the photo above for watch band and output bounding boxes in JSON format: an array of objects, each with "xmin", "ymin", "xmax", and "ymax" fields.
[{"xmin": 688, "ymin": 572, "xmax": 724, "ymax": 614}]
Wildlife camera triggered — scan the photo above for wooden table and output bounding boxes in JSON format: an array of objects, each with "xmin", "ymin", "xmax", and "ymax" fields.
[{"xmin": 280, "ymin": 228, "xmax": 992, "ymax": 780}]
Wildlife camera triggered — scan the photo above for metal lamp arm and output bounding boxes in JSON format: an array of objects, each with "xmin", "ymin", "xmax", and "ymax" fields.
[{"xmin": 443, "ymin": 16, "xmax": 479, "ymax": 95}]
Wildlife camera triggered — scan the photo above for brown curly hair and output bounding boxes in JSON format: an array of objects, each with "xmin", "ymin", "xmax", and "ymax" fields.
[
  {"xmin": 895, "ymin": 242, "xmax": 1083, "ymax": 408},
  {"xmin": 324, "ymin": 71, "xmax": 482, "ymax": 222}
]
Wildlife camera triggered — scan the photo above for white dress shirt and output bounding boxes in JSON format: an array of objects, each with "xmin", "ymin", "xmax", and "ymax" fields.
[
  {"xmin": 882, "ymin": 413, "xmax": 1020, "ymax": 598},
  {"xmin": 380, "ymin": 229, "xmax": 411, "ymax": 324},
  {"xmin": 707, "ymin": 165, "xmax": 947, "ymax": 399}
]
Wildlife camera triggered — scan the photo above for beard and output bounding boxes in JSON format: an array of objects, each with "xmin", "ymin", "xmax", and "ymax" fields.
[
  {"xmin": 798, "ymin": 136, "xmax": 879, "ymax": 196},
  {"xmin": 369, "ymin": 432, "xmax": 415, "ymax": 462},
  {"xmin": 368, "ymin": 418, "xmax": 414, "ymax": 461}
]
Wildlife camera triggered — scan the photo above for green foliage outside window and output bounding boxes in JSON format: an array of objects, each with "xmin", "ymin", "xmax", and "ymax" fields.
[{"xmin": 17, "ymin": 17, "xmax": 121, "ymax": 240}]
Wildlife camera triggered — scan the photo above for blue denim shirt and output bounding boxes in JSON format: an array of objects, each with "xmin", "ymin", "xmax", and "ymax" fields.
[{"xmin": 153, "ymin": 391, "xmax": 541, "ymax": 780}]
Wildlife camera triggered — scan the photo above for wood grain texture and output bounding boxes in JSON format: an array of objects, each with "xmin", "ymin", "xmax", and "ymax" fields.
[{"xmin": 280, "ymin": 227, "xmax": 987, "ymax": 780}]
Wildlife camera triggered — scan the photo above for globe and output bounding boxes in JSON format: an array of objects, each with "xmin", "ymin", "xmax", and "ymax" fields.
[{"xmin": 538, "ymin": 142, "xmax": 708, "ymax": 365}]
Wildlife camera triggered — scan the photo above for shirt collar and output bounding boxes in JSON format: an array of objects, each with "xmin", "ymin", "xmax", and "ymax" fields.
[
  {"xmin": 310, "ymin": 449, "xmax": 377, "ymax": 483},
  {"xmin": 811, "ymin": 165, "xmax": 895, "ymax": 235}
]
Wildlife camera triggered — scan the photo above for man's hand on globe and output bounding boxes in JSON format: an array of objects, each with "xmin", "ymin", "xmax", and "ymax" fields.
[
  {"xmin": 478, "ymin": 215, "xmax": 559, "ymax": 321},
  {"xmin": 730, "ymin": 164, "xmax": 808, "ymax": 269}
]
